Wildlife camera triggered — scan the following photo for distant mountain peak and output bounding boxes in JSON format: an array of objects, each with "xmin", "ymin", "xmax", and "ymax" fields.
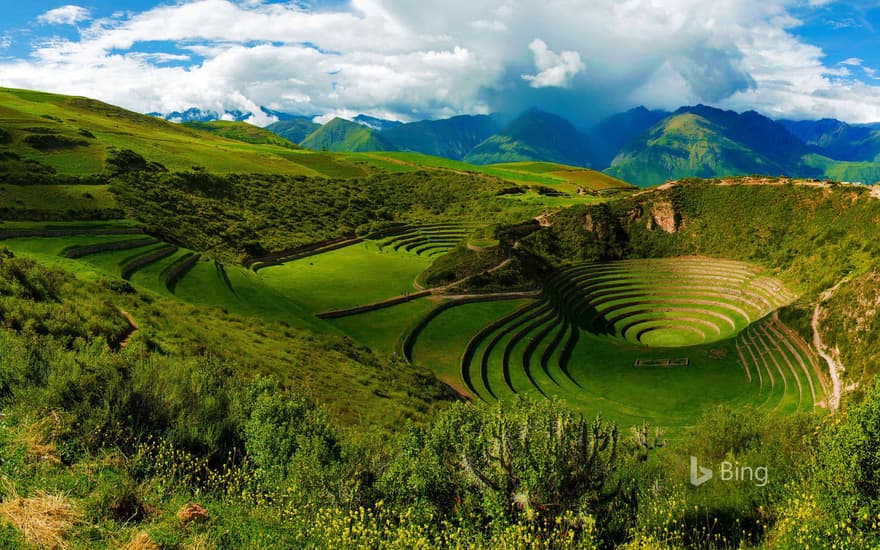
[
  {"xmin": 300, "ymin": 117, "xmax": 396, "ymax": 152},
  {"xmin": 353, "ymin": 114, "xmax": 403, "ymax": 131},
  {"xmin": 463, "ymin": 108, "xmax": 593, "ymax": 167}
]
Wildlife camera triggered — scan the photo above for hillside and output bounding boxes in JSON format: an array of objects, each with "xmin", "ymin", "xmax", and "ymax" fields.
[
  {"xmin": 464, "ymin": 109, "xmax": 593, "ymax": 166},
  {"xmin": 0, "ymin": 87, "xmax": 373, "ymax": 178},
  {"xmin": 605, "ymin": 106, "xmax": 813, "ymax": 185},
  {"xmin": 380, "ymin": 114, "xmax": 503, "ymax": 160},
  {"xmin": 779, "ymin": 118, "xmax": 880, "ymax": 162},
  {"xmin": 184, "ymin": 120, "xmax": 300, "ymax": 149},
  {"xmin": 265, "ymin": 117, "xmax": 321, "ymax": 144},
  {"xmin": 588, "ymin": 106, "xmax": 669, "ymax": 169},
  {"xmin": 300, "ymin": 117, "xmax": 397, "ymax": 152},
  {"xmin": 486, "ymin": 161, "xmax": 632, "ymax": 192}
]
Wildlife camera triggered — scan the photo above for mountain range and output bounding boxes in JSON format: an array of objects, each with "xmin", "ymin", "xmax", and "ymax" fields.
[{"xmin": 150, "ymin": 102, "xmax": 880, "ymax": 186}]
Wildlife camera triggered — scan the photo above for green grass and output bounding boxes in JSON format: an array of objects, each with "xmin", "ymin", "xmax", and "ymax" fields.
[
  {"xmin": 346, "ymin": 152, "xmax": 636, "ymax": 191},
  {"xmin": 411, "ymin": 299, "xmax": 529, "ymax": 392},
  {"xmin": 257, "ymin": 241, "xmax": 431, "ymax": 313},
  {"xmin": 497, "ymin": 192, "xmax": 605, "ymax": 207},
  {"xmin": 184, "ymin": 120, "xmax": 300, "ymax": 149},
  {"xmin": 0, "ymin": 87, "xmax": 372, "ymax": 176},
  {"xmin": 329, "ymin": 298, "xmax": 438, "ymax": 356},
  {"xmin": 0, "ymin": 184, "xmax": 118, "ymax": 210}
]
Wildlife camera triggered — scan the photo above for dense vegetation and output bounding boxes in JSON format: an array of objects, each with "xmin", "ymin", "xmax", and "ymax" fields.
[{"xmin": 111, "ymin": 169, "xmax": 537, "ymax": 263}]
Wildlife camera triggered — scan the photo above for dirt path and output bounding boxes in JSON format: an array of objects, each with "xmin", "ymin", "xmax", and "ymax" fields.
[
  {"xmin": 413, "ymin": 257, "xmax": 512, "ymax": 292},
  {"xmin": 117, "ymin": 308, "xmax": 139, "ymax": 350},
  {"xmin": 322, "ymin": 259, "xmax": 519, "ymax": 318},
  {"xmin": 811, "ymin": 278, "xmax": 849, "ymax": 411}
]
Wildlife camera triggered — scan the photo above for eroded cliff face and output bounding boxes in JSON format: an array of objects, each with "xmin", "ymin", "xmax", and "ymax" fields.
[
  {"xmin": 649, "ymin": 200, "xmax": 677, "ymax": 233},
  {"xmin": 584, "ymin": 212, "xmax": 613, "ymax": 241}
]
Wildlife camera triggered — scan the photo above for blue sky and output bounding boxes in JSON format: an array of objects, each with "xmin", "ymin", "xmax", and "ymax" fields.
[
  {"xmin": 0, "ymin": 1, "xmax": 878, "ymax": 126},
  {"xmin": 790, "ymin": 1, "xmax": 880, "ymax": 83}
]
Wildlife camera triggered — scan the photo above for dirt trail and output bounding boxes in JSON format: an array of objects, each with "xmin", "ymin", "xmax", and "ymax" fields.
[
  {"xmin": 811, "ymin": 278, "xmax": 848, "ymax": 411},
  {"xmin": 117, "ymin": 308, "xmax": 139, "ymax": 350}
]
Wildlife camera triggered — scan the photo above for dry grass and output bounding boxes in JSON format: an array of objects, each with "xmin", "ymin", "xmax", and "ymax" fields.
[
  {"xmin": 15, "ymin": 412, "xmax": 64, "ymax": 465},
  {"xmin": 122, "ymin": 531, "xmax": 160, "ymax": 550},
  {"xmin": 0, "ymin": 490, "xmax": 81, "ymax": 549}
]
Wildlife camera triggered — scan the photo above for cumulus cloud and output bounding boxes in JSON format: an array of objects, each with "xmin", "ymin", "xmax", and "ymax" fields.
[
  {"xmin": 37, "ymin": 5, "xmax": 91, "ymax": 26},
  {"xmin": 0, "ymin": 0, "xmax": 879, "ymax": 125},
  {"xmin": 521, "ymin": 39, "xmax": 585, "ymax": 88}
]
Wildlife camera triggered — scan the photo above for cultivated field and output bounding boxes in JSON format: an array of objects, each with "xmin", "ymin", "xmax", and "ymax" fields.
[{"xmin": 406, "ymin": 257, "xmax": 827, "ymax": 432}]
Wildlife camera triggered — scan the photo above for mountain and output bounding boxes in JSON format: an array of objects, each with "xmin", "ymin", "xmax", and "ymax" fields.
[
  {"xmin": 300, "ymin": 117, "xmax": 397, "ymax": 152},
  {"xmin": 353, "ymin": 114, "xmax": 403, "ymax": 131},
  {"xmin": 149, "ymin": 107, "xmax": 252, "ymax": 123},
  {"xmin": 149, "ymin": 106, "xmax": 300, "ymax": 125},
  {"xmin": 184, "ymin": 121, "xmax": 299, "ymax": 149},
  {"xmin": 605, "ymin": 105, "xmax": 814, "ymax": 186},
  {"xmin": 778, "ymin": 118, "xmax": 880, "ymax": 162},
  {"xmin": 589, "ymin": 106, "xmax": 669, "ymax": 169},
  {"xmin": 265, "ymin": 117, "xmax": 321, "ymax": 144},
  {"xmin": 463, "ymin": 109, "xmax": 593, "ymax": 167},
  {"xmin": 380, "ymin": 114, "xmax": 504, "ymax": 160}
]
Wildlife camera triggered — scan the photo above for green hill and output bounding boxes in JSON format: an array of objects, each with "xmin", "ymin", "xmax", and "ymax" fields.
[
  {"xmin": 380, "ymin": 114, "xmax": 502, "ymax": 160},
  {"xmin": 485, "ymin": 161, "xmax": 633, "ymax": 192},
  {"xmin": 0, "ymin": 87, "xmax": 372, "ymax": 178},
  {"xmin": 464, "ymin": 109, "xmax": 592, "ymax": 167},
  {"xmin": 588, "ymin": 106, "xmax": 669, "ymax": 169},
  {"xmin": 265, "ymin": 117, "xmax": 321, "ymax": 144},
  {"xmin": 183, "ymin": 120, "xmax": 300, "ymax": 149},
  {"xmin": 300, "ymin": 117, "xmax": 397, "ymax": 152},
  {"xmin": 779, "ymin": 118, "xmax": 880, "ymax": 162},
  {"xmin": 605, "ymin": 106, "xmax": 812, "ymax": 186}
]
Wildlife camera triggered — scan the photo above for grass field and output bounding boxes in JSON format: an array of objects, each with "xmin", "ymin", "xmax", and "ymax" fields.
[
  {"xmin": 0, "ymin": 184, "xmax": 119, "ymax": 211},
  {"xmin": 257, "ymin": 241, "xmax": 431, "ymax": 312},
  {"xmin": 410, "ymin": 299, "xmax": 531, "ymax": 393},
  {"xmin": 329, "ymin": 298, "xmax": 438, "ymax": 356},
  {"xmin": 343, "ymin": 152, "xmax": 636, "ymax": 191}
]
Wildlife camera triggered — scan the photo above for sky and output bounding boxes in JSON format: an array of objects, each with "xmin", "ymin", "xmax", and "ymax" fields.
[{"xmin": 0, "ymin": 0, "xmax": 878, "ymax": 127}]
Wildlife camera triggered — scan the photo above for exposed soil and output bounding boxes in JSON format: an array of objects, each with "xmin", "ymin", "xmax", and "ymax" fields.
[
  {"xmin": 116, "ymin": 308, "xmax": 138, "ymax": 350},
  {"xmin": 812, "ymin": 278, "xmax": 848, "ymax": 411}
]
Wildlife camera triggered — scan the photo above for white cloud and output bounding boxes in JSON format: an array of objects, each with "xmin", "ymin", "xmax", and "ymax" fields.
[
  {"xmin": 521, "ymin": 39, "xmax": 585, "ymax": 88},
  {"xmin": 839, "ymin": 57, "xmax": 863, "ymax": 66},
  {"xmin": 0, "ymin": 0, "xmax": 877, "ymax": 125},
  {"xmin": 37, "ymin": 5, "xmax": 91, "ymax": 26}
]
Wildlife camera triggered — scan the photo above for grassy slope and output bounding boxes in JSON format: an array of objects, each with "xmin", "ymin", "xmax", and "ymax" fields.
[
  {"xmin": 0, "ymin": 87, "xmax": 373, "ymax": 176},
  {"xmin": 183, "ymin": 120, "xmax": 300, "ymax": 149},
  {"xmin": 605, "ymin": 113, "xmax": 780, "ymax": 186},
  {"xmin": 342, "ymin": 152, "xmax": 634, "ymax": 192},
  {"xmin": 0, "ymin": 184, "xmax": 118, "ymax": 210},
  {"xmin": 800, "ymin": 153, "xmax": 880, "ymax": 183},
  {"xmin": 265, "ymin": 118, "xmax": 321, "ymax": 144},
  {"xmin": 300, "ymin": 118, "xmax": 396, "ymax": 152}
]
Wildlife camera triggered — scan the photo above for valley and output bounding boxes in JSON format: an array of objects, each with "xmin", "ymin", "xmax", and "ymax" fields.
[{"xmin": 2, "ymin": 86, "xmax": 880, "ymax": 548}]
